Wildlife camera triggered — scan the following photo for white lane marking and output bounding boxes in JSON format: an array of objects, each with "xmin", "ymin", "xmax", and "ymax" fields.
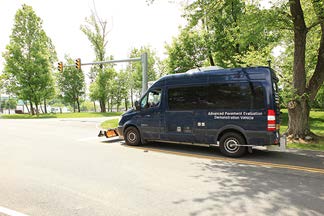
[{"xmin": 0, "ymin": 206, "xmax": 29, "ymax": 216}]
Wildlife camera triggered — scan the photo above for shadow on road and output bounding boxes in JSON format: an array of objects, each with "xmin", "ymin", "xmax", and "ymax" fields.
[
  {"xmin": 116, "ymin": 141, "xmax": 324, "ymax": 215},
  {"xmin": 120, "ymin": 142, "xmax": 324, "ymax": 169},
  {"xmin": 182, "ymin": 159, "xmax": 324, "ymax": 216}
]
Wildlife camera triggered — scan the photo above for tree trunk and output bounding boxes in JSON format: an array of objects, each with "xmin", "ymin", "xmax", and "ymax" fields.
[
  {"xmin": 23, "ymin": 101, "xmax": 30, "ymax": 114},
  {"xmin": 77, "ymin": 99, "xmax": 80, "ymax": 113},
  {"xmin": 288, "ymin": 0, "xmax": 309, "ymax": 138},
  {"xmin": 208, "ymin": 52, "xmax": 215, "ymax": 66},
  {"xmin": 40, "ymin": 104, "xmax": 44, "ymax": 114},
  {"xmin": 30, "ymin": 101, "xmax": 35, "ymax": 115},
  {"xmin": 125, "ymin": 98, "xmax": 128, "ymax": 111},
  {"xmin": 35, "ymin": 103, "xmax": 39, "ymax": 116},
  {"xmin": 93, "ymin": 101, "xmax": 96, "ymax": 112},
  {"xmin": 44, "ymin": 99, "xmax": 47, "ymax": 114},
  {"xmin": 110, "ymin": 97, "xmax": 113, "ymax": 112},
  {"xmin": 287, "ymin": 99, "xmax": 310, "ymax": 138},
  {"xmin": 99, "ymin": 99, "xmax": 106, "ymax": 113}
]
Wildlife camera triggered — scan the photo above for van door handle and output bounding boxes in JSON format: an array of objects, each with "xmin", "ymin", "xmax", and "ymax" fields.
[{"xmin": 145, "ymin": 115, "xmax": 151, "ymax": 117}]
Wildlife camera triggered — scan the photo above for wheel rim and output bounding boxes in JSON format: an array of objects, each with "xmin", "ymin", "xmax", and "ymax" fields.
[
  {"xmin": 224, "ymin": 138, "xmax": 240, "ymax": 153},
  {"xmin": 127, "ymin": 131, "xmax": 137, "ymax": 143}
]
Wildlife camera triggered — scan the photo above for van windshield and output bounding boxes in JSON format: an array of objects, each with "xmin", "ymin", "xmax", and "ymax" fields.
[{"xmin": 141, "ymin": 89, "xmax": 162, "ymax": 109}]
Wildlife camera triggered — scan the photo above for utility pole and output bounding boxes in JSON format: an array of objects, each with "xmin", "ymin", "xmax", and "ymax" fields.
[{"xmin": 141, "ymin": 53, "xmax": 148, "ymax": 95}]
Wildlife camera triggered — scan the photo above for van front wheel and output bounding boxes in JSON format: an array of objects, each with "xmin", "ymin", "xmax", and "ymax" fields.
[
  {"xmin": 125, "ymin": 126, "xmax": 141, "ymax": 146},
  {"xmin": 219, "ymin": 132, "xmax": 246, "ymax": 157}
]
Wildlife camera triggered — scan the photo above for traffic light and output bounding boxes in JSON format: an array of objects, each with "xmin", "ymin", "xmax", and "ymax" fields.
[
  {"xmin": 58, "ymin": 62, "xmax": 63, "ymax": 72},
  {"xmin": 75, "ymin": 58, "xmax": 81, "ymax": 70}
]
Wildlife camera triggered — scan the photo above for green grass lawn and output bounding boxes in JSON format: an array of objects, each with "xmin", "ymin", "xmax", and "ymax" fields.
[
  {"xmin": 100, "ymin": 118, "xmax": 119, "ymax": 129},
  {"xmin": 280, "ymin": 109, "xmax": 324, "ymax": 151},
  {"xmin": 280, "ymin": 109, "xmax": 324, "ymax": 137},
  {"xmin": 0, "ymin": 112, "xmax": 122, "ymax": 119}
]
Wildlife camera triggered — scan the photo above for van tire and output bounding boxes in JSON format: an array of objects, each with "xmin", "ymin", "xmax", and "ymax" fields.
[
  {"xmin": 125, "ymin": 126, "xmax": 141, "ymax": 146},
  {"xmin": 219, "ymin": 132, "xmax": 247, "ymax": 157}
]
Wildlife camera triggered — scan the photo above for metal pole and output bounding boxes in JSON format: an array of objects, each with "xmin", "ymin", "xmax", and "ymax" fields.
[
  {"xmin": 141, "ymin": 53, "xmax": 148, "ymax": 96},
  {"xmin": 63, "ymin": 57, "xmax": 142, "ymax": 67}
]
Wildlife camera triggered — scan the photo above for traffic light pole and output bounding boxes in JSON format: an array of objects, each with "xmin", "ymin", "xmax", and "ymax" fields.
[
  {"xmin": 141, "ymin": 53, "xmax": 148, "ymax": 96},
  {"xmin": 60, "ymin": 54, "xmax": 148, "ymax": 95}
]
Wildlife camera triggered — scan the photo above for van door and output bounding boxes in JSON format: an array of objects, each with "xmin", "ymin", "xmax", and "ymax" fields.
[
  {"xmin": 138, "ymin": 89, "xmax": 163, "ymax": 141},
  {"xmin": 162, "ymin": 86, "xmax": 197, "ymax": 143},
  {"xmin": 193, "ymin": 110, "xmax": 208, "ymax": 144},
  {"xmin": 163, "ymin": 111, "xmax": 194, "ymax": 143}
]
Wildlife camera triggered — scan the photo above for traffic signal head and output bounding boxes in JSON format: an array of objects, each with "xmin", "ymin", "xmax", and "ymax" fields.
[
  {"xmin": 75, "ymin": 58, "xmax": 81, "ymax": 70},
  {"xmin": 58, "ymin": 62, "xmax": 63, "ymax": 72}
]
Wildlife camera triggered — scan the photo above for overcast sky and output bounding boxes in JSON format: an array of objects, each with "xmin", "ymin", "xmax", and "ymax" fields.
[{"xmin": 0, "ymin": 0, "xmax": 186, "ymax": 73}]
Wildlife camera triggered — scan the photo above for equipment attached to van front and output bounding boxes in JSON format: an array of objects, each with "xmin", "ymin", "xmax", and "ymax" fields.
[{"xmin": 116, "ymin": 66, "xmax": 280, "ymax": 157}]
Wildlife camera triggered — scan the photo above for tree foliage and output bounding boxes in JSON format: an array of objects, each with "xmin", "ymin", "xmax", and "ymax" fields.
[
  {"xmin": 166, "ymin": 29, "xmax": 208, "ymax": 73},
  {"xmin": 2, "ymin": 4, "xmax": 56, "ymax": 115},
  {"xmin": 89, "ymin": 66, "xmax": 115, "ymax": 112},
  {"xmin": 165, "ymin": 0, "xmax": 281, "ymax": 72},
  {"xmin": 81, "ymin": 11, "xmax": 110, "ymax": 112}
]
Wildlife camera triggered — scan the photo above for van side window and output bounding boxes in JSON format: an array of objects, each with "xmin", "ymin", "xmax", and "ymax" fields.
[
  {"xmin": 168, "ymin": 82, "xmax": 265, "ymax": 110},
  {"xmin": 141, "ymin": 89, "xmax": 162, "ymax": 109},
  {"xmin": 208, "ymin": 82, "xmax": 265, "ymax": 109},
  {"xmin": 168, "ymin": 86, "xmax": 208, "ymax": 110}
]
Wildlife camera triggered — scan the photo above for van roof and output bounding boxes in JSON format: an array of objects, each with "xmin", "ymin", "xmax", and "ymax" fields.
[
  {"xmin": 153, "ymin": 66, "xmax": 278, "ymax": 86},
  {"xmin": 159, "ymin": 66, "xmax": 273, "ymax": 81}
]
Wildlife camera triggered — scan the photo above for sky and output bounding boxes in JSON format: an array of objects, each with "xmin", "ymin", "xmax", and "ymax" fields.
[{"xmin": 0, "ymin": 0, "xmax": 187, "ymax": 73}]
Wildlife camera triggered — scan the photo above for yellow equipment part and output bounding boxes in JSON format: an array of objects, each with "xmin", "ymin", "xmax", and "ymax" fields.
[{"xmin": 106, "ymin": 129, "xmax": 118, "ymax": 138}]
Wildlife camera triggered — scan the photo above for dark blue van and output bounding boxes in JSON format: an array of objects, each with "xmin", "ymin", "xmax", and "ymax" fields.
[{"xmin": 117, "ymin": 66, "xmax": 280, "ymax": 157}]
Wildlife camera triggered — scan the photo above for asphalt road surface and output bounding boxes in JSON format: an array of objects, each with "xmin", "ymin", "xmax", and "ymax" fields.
[{"xmin": 0, "ymin": 118, "xmax": 323, "ymax": 216}]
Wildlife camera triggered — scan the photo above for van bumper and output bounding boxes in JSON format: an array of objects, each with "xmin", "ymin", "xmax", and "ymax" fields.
[
  {"xmin": 117, "ymin": 126, "xmax": 124, "ymax": 139},
  {"xmin": 247, "ymin": 131, "xmax": 280, "ymax": 146}
]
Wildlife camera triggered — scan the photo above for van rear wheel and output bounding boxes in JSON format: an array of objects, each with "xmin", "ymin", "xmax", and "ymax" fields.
[
  {"xmin": 219, "ymin": 132, "xmax": 247, "ymax": 157},
  {"xmin": 125, "ymin": 126, "xmax": 141, "ymax": 146}
]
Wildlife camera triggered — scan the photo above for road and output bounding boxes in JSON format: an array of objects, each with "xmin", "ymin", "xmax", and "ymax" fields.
[{"xmin": 0, "ymin": 118, "xmax": 323, "ymax": 216}]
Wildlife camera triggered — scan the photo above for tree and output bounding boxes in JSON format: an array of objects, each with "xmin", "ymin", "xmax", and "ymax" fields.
[
  {"xmin": 166, "ymin": 29, "xmax": 208, "ymax": 73},
  {"xmin": 2, "ymin": 4, "xmax": 56, "ymax": 115},
  {"xmin": 111, "ymin": 70, "xmax": 131, "ymax": 112},
  {"xmin": 89, "ymin": 66, "xmax": 115, "ymax": 112},
  {"xmin": 166, "ymin": 0, "xmax": 281, "ymax": 72},
  {"xmin": 57, "ymin": 56, "xmax": 85, "ymax": 112},
  {"xmin": 284, "ymin": 0, "xmax": 324, "ymax": 138},
  {"xmin": 80, "ymin": 11, "xmax": 110, "ymax": 112}
]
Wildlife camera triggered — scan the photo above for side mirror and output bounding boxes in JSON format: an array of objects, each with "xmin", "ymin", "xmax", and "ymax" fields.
[{"xmin": 135, "ymin": 101, "xmax": 140, "ymax": 110}]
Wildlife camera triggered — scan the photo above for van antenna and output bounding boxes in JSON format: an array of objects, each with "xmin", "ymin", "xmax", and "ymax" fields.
[{"xmin": 196, "ymin": 65, "xmax": 201, "ymax": 71}]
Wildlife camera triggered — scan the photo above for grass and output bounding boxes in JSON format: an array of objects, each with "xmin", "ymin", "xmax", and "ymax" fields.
[
  {"xmin": 280, "ymin": 109, "xmax": 324, "ymax": 151},
  {"xmin": 0, "ymin": 112, "xmax": 122, "ymax": 119},
  {"xmin": 280, "ymin": 109, "xmax": 324, "ymax": 136},
  {"xmin": 100, "ymin": 118, "xmax": 119, "ymax": 129}
]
